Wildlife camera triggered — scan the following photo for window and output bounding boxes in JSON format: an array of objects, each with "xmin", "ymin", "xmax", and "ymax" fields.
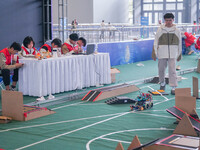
[
  {"xmin": 178, "ymin": 12, "xmax": 182, "ymax": 23},
  {"xmin": 141, "ymin": 0, "xmax": 185, "ymax": 24},
  {"xmin": 154, "ymin": 0, "xmax": 163, "ymax": 2},
  {"xmin": 143, "ymin": 4, "xmax": 152, "ymax": 10},
  {"xmin": 148, "ymin": 13, "xmax": 152, "ymax": 24},
  {"xmin": 128, "ymin": 0, "xmax": 133, "ymax": 24},
  {"xmin": 143, "ymin": 0, "xmax": 152, "ymax": 2},
  {"xmin": 154, "ymin": 4, "xmax": 163, "ymax": 10},
  {"xmin": 166, "ymin": 3, "xmax": 176, "ymax": 10},
  {"xmin": 177, "ymin": 3, "xmax": 183, "ymax": 10},
  {"xmin": 155, "ymin": 13, "xmax": 158, "ymax": 24}
]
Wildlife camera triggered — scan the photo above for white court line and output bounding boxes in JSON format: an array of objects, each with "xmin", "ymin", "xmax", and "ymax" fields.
[
  {"xmin": 13, "ymin": 85, "xmax": 173, "ymax": 149},
  {"xmin": 154, "ymin": 97, "xmax": 174, "ymax": 106},
  {"xmin": 0, "ymin": 108, "xmax": 170, "ymax": 134},
  {"xmin": 78, "ymin": 103, "xmax": 105, "ymax": 106},
  {"xmin": 133, "ymin": 111, "xmax": 174, "ymax": 119},
  {"xmin": 86, "ymin": 128, "xmax": 173, "ymax": 150},
  {"xmin": 50, "ymin": 84, "xmax": 164, "ymax": 111},
  {"xmin": 1, "ymin": 86, "xmax": 173, "ymax": 134},
  {"xmin": 16, "ymin": 112, "xmax": 130, "ymax": 150},
  {"xmin": 100, "ymin": 137, "xmax": 131, "ymax": 144},
  {"xmin": 52, "ymin": 101, "xmax": 85, "ymax": 110},
  {"xmin": 0, "ymin": 112, "xmax": 125, "ymax": 133},
  {"xmin": 147, "ymin": 86, "xmax": 169, "ymax": 100},
  {"xmin": 140, "ymin": 84, "xmax": 157, "ymax": 89}
]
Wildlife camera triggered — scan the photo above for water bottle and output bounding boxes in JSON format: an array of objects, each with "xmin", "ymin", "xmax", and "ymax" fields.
[
  {"xmin": 52, "ymin": 48, "xmax": 58, "ymax": 58},
  {"xmin": 57, "ymin": 48, "xmax": 61, "ymax": 57}
]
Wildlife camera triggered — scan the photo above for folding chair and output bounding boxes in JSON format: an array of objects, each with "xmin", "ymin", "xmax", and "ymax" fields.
[
  {"xmin": 0, "ymin": 72, "xmax": 4, "ymax": 90},
  {"xmin": 0, "ymin": 70, "xmax": 12, "ymax": 90}
]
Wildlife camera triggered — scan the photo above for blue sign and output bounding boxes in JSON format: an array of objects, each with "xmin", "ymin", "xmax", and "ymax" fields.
[
  {"xmin": 140, "ymin": 17, "xmax": 149, "ymax": 38},
  {"xmin": 141, "ymin": 17, "xmax": 149, "ymax": 26},
  {"xmin": 97, "ymin": 40, "xmax": 154, "ymax": 66}
]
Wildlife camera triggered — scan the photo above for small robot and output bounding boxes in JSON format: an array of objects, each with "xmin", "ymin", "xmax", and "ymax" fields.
[{"xmin": 130, "ymin": 92, "xmax": 153, "ymax": 111}]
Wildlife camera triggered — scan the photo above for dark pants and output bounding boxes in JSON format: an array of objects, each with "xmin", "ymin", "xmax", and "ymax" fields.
[{"xmin": 1, "ymin": 69, "xmax": 18, "ymax": 86}]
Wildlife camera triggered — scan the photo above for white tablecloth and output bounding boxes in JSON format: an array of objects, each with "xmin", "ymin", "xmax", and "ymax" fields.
[{"xmin": 18, "ymin": 53, "xmax": 111, "ymax": 97}]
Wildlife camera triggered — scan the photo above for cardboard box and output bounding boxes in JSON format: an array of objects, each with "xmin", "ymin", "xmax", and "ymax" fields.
[
  {"xmin": 111, "ymin": 68, "xmax": 120, "ymax": 83},
  {"xmin": 1, "ymin": 90, "xmax": 55, "ymax": 121}
]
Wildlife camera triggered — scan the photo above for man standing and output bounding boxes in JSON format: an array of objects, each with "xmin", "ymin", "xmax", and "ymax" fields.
[
  {"xmin": 0, "ymin": 42, "xmax": 24, "ymax": 90},
  {"xmin": 152, "ymin": 13, "xmax": 182, "ymax": 95}
]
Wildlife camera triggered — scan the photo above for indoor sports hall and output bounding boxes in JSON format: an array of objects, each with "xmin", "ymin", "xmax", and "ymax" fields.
[{"xmin": 1, "ymin": 0, "xmax": 200, "ymax": 150}]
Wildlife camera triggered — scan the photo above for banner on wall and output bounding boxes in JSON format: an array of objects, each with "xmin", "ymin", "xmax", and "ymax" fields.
[
  {"xmin": 97, "ymin": 40, "xmax": 154, "ymax": 66},
  {"xmin": 141, "ymin": 17, "xmax": 149, "ymax": 38}
]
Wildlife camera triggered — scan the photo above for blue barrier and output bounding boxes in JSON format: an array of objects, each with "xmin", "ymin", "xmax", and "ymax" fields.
[{"xmin": 97, "ymin": 40, "xmax": 154, "ymax": 66}]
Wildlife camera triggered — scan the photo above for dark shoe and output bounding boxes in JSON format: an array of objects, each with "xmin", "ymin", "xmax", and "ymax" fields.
[
  {"xmin": 176, "ymin": 65, "xmax": 181, "ymax": 70},
  {"xmin": 11, "ymin": 87, "xmax": 17, "ymax": 91},
  {"xmin": 171, "ymin": 89, "xmax": 175, "ymax": 95},
  {"xmin": 11, "ymin": 85, "xmax": 16, "ymax": 91},
  {"xmin": 160, "ymin": 85, "xmax": 165, "ymax": 90}
]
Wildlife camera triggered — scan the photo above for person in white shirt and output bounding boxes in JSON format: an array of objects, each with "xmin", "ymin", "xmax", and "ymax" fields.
[{"xmin": 152, "ymin": 13, "xmax": 182, "ymax": 95}]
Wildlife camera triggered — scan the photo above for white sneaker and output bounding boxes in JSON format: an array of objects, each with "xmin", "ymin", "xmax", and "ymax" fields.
[
  {"xmin": 36, "ymin": 96, "xmax": 46, "ymax": 101},
  {"xmin": 96, "ymin": 84, "xmax": 104, "ymax": 87},
  {"xmin": 48, "ymin": 94, "xmax": 55, "ymax": 100}
]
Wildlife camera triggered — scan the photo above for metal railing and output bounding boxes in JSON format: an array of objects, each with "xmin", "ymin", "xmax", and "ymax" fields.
[{"xmin": 52, "ymin": 24, "xmax": 200, "ymax": 44}]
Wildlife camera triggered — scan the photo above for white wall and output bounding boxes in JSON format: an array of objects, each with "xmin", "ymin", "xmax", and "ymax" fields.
[
  {"xmin": 93, "ymin": 0, "xmax": 129, "ymax": 23},
  {"xmin": 53, "ymin": 0, "xmax": 130, "ymax": 24},
  {"xmin": 52, "ymin": 0, "xmax": 58, "ymax": 24},
  {"xmin": 68, "ymin": 0, "xmax": 93, "ymax": 23},
  {"xmin": 134, "ymin": 0, "xmax": 141, "ymax": 24},
  {"xmin": 191, "ymin": 0, "xmax": 197, "ymax": 23},
  {"xmin": 52, "ymin": 0, "xmax": 93, "ymax": 24}
]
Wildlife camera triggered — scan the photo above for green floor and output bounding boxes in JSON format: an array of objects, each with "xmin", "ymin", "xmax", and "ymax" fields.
[{"xmin": 0, "ymin": 54, "xmax": 199, "ymax": 150}]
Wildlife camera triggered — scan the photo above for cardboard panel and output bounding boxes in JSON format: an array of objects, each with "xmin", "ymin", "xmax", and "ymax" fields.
[
  {"xmin": 2, "ymin": 90, "xmax": 24, "ymax": 121},
  {"xmin": 145, "ymin": 145, "xmax": 185, "ymax": 150},
  {"xmin": 95, "ymin": 85, "xmax": 140, "ymax": 101},
  {"xmin": 115, "ymin": 142, "xmax": 124, "ymax": 150},
  {"xmin": 175, "ymin": 88, "xmax": 191, "ymax": 96},
  {"xmin": 24, "ymin": 109, "xmax": 55, "ymax": 121},
  {"xmin": 197, "ymin": 59, "xmax": 200, "ymax": 73},
  {"xmin": 128, "ymin": 136, "xmax": 142, "ymax": 150},
  {"xmin": 193, "ymin": 77, "xmax": 199, "ymax": 98},
  {"xmin": 175, "ymin": 96, "xmax": 196, "ymax": 114},
  {"xmin": 173, "ymin": 113, "xmax": 197, "ymax": 137}
]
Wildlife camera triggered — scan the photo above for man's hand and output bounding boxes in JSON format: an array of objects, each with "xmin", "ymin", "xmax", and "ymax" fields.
[
  {"xmin": 152, "ymin": 47, "xmax": 157, "ymax": 61},
  {"xmin": 73, "ymin": 48, "xmax": 79, "ymax": 53},
  {"xmin": 78, "ymin": 47, "xmax": 83, "ymax": 53},
  {"xmin": 15, "ymin": 63, "xmax": 24, "ymax": 68}
]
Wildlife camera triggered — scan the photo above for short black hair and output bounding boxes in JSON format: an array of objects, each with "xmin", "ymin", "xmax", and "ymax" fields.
[
  {"xmin": 51, "ymin": 38, "xmax": 62, "ymax": 47},
  {"xmin": 10, "ymin": 42, "xmax": 21, "ymax": 51},
  {"xmin": 164, "ymin": 13, "xmax": 174, "ymax": 19},
  {"xmin": 23, "ymin": 36, "xmax": 35, "ymax": 48},
  {"xmin": 69, "ymin": 33, "xmax": 79, "ymax": 41},
  {"xmin": 79, "ymin": 37, "xmax": 87, "ymax": 47}
]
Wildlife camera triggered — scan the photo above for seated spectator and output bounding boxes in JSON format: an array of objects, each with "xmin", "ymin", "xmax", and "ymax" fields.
[
  {"xmin": 183, "ymin": 32, "xmax": 196, "ymax": 55},
  {"xmin": 40, "ymin": 38, "xmax": 62, "ymax": 53},
  {"xmin": 195, "ymin": 36, "xmax": 200, "ymax": 50},
  {"xmin": 61, "ymin": 33, "xmax": 79, "ymax": 55},
  {"xmin": 0, "ymin": 42, "xmax": 24, "ymax": 90},
  {"xmin": 76, "ymin": 37, "xmax": 87, "ymax": 53},
  {"xmin": 20, "ymin": 36, "xmax": 37, "ymax": 57}
]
